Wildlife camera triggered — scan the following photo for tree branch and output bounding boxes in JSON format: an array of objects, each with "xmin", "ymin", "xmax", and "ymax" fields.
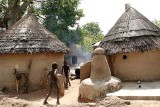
[
  {"xmin": 0, "ymin": 4, "xmax": 8, "ymax": 10},
  {"xmin": 19, "ymin": 0, "xmax": 31, "ymax": 15},
  {"xmin": 13, "ymin": 0, "xmax": 20, "ymax": 7}
]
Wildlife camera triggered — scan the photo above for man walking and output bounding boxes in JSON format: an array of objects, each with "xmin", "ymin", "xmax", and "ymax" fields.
[{"xmin": 61, "ymin": 61, "xmax": 71, "ymax": 89}]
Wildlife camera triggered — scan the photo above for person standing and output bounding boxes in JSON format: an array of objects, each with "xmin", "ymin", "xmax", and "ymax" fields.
[
  {"xmin": 61, "ymin": 61, "xmax": 71, "ymax": 89},
  {"xmin": 43, "ymin": 62, "xmax": 60, "ymax": 105}
]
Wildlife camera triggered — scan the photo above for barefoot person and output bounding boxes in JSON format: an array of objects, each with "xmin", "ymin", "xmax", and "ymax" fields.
[
  {"xmin": 43, "ymin": 62, "xmax": 60, "ymax": 105},
  {"xmin": 61, "ymin": 61, "xmax": 71, "ymax": 89}
]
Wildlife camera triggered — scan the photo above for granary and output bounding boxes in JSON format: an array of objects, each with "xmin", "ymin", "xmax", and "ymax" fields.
[
  {"xmin": 99, "ymin": 4, "xmax": 160, "ymax": 81},
  {"xmin": 0, "ymin": 13, "xmax": 68, "ymax": 90}
]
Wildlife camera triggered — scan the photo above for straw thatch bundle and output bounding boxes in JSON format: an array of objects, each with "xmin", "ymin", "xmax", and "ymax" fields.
[
  {"xmin": 0, "ymin": 13, "xmax": 68, "ymax": 54},
  {"xmin": 100, "ymin": 4, "xmax": 160, "ymax": 55}
]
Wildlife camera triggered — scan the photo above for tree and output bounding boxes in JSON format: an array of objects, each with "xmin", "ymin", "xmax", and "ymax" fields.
[
  {"xmin": 0, "ymin": 0, "xmax": 34, "ymax": 29},
  {"xmin": 41, "ymin": 0, "xmax": 83, "ymax": 45},
  {"xmin": 54, "ymin": 27, "xmax": 84, "ymax": 46},
  {"xmin": 82, "ymin": 22, "xmax": 102, "ymax": 37},
  {"xmin": 153, "ymin": 20, "xmax": 160, "ymax": 28},
  {"xmin": 80, "ymin": 22, "xmax": 104, "ymax": 52}
]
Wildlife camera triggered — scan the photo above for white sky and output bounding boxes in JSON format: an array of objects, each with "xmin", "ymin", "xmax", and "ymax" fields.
[{"xmin": 78, "ymin": 0, "xmax": 160, "ymax": 34}]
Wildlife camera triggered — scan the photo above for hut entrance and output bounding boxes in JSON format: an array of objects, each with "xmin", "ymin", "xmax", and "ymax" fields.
[{"xmin": 72, "ymin": 55, "xmax": 77, "ymax": 64}]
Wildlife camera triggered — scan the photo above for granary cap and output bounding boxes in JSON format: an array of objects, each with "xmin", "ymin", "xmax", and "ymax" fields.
[
  {"xmin": 93, "ymin": 47, "xmax": 105, "ymax": 55},
  {"xmin": 99, "ymin": 3, "xmax": 160, "ymax": 55},
  {"xmin": 0, "ymin": 13, "xmax": 69, "ymax": 54}
]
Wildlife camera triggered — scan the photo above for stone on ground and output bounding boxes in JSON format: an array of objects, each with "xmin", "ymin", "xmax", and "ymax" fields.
[{"xmin": 78, "ymin": 77, "xmax": 121, "ymax": 102}]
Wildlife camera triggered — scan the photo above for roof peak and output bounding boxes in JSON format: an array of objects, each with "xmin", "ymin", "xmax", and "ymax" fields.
[
  {"xmin": 100, "ymin": 3, "xmax": 160, "ymax": 55},
  {"xmin": 0, "ymin": 13, "xmax": 68, "ymax": 54},
  {"xmin": 125, "ymin": 3, "xmax": 131, "ymax": 12}
]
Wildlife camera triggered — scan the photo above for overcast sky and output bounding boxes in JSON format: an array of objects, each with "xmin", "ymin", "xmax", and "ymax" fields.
[{"xmin": 78, "ymin": 0, "xmax": 160, "ymax": 35}]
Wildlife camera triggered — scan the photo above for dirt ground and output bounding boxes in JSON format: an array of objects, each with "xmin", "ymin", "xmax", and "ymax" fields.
[{"xmin": 1, "ymin": 79, "xmax": 160, "ymax": 107}]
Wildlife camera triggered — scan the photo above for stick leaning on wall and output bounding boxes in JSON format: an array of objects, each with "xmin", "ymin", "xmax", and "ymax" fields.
[
  {"xmin": 13, "ymin": 68, "xmax": 22, "ymax": 94},
  {"xmin": 23, "ymin": 59, "xmax": 32, "ymax": 93}
]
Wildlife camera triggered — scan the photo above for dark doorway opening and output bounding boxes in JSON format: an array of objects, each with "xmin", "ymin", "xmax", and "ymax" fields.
[{"xmin": 72, "ymin": 55, "xmax": 77, "ymax": 64}]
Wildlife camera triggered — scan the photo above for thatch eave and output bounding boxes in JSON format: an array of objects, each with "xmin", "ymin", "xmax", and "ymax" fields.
[
  {"xmin": 100, "ymin": 35, "xmax": 160, "ymax": 55},
  {"xmin": 0, "ymin": 48, "xmax": 67, "ymax": 54}
]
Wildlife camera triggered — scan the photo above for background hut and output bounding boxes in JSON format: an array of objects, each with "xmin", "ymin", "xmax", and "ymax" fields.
[
  {"xmin": 65, "ymin": 44, "xmax": 91, "ymax": 66},
  {"xmin": 0, "ymin": 13, "xmax": 68, "ymax": 90},
  {"xmin": 92, "ymin": 41, "xmax": 101, "ymax": 50},
  {"xmin": 100, "ymin": 4, "xmax": 160, "ymax": 81},
  {"xmin": 65, "ymin": 43, "xmax": 85, "ymax": 65}
]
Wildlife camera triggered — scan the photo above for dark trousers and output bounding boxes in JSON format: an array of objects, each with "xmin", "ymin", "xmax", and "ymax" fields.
[{"xmin": 65, "ymin": 76, "xmax": 71, "ymax": 88}]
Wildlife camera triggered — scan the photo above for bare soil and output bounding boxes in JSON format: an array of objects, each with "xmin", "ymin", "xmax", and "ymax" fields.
[{"xmin": 0, "ymin": 79, "xmax": 160, "ymax": 107}]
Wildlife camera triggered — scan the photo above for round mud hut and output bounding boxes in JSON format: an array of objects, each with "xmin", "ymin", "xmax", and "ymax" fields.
[
  {"xmin": 0, "ymin": 13, "xmax": 68, "ymax": 90},
  {"xmin": 99, "ymin": 4, "xmax": 160, "ymax": 81}
]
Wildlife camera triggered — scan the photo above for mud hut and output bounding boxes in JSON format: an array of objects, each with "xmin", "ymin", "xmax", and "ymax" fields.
[
  {"xmin": 65, "ymin": 43, "xmax": 85, "ymax": 65},
  {"xmin": 99, "ymin": 4, "xmax": 160, "ymax": 81},
  {"xmin": 0, "ymin": 13, "xmax": 68, "ymax": 90}
]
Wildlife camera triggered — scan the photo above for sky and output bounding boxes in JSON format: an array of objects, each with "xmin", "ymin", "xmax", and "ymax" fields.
[{"xmin": 78, "ymin": 0, "xmax": 160, "ymax": 35}]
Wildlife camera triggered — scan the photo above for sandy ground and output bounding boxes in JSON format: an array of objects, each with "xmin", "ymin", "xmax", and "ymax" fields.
[
  {"xmin": 0, "ymin": 79, "xmax": 80, "ymax": 107},
  {"xmin": 1, "ymin": 79, "xmax": 160, "ymax": 107}
]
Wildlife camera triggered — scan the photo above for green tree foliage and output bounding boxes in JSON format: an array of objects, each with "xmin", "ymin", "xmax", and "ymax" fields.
[
  {"xmin": 82, "ymin": 22, "xmax": 102, "ymax": 37},
  {"xmin": 41, "ymin": 0, "xmax": 83, "ymax": 45},
  {"xmin": 54, "ymin": 27, "xmax": 84, "ymax": 46},
  {"xmin": 80, "ymin": 22, "xmax": 104, "ymax": 52},
  {"xmin": 153, "ymin": 20, "xmax": 160, "ymax": 28}
]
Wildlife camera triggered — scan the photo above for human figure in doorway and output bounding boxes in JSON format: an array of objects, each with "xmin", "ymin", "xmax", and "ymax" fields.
[
  {"xmin": 61, "ymin": 61, "xmax": 71, "ymax": 89},
  {"xmin": 43, "ymin": 62, "xmax": 60, "ymax": 105}
]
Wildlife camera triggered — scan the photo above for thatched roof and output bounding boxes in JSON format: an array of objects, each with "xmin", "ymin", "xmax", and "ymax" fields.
[
  {"xmin": 99, "ymin": 4, "xmax": 160, "ymax": 55},
  {"xmin": 0, "ymin": 13, "xmax": 68, "ymax": 54}
]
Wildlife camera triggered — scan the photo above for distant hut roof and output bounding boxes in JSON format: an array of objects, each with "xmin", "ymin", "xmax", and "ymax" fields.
[
  {"xmin": 0, "ymin": 13, "xmax": 68, "ymax": 54},
  {"xmin": 92, "ymin": 41, "xmax": 100, "ymax": 47},
  {"xmin": 99, "ymin": 4, "xmax": 160, "ymax": 55}
]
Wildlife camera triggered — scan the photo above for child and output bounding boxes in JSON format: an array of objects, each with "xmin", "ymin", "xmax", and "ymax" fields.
[{"xmin": 43, "ymin": 62, "xmax": 60, "ymax": 105}]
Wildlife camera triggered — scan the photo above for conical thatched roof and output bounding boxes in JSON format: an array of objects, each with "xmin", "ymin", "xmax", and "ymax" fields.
[
  {"xmin": 0, "ymin": 13, "xmax": 68, "ymax": 54},
  {"xmin": 99, "ymin": 4, "xmax": 160, "ymax": 55}
]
